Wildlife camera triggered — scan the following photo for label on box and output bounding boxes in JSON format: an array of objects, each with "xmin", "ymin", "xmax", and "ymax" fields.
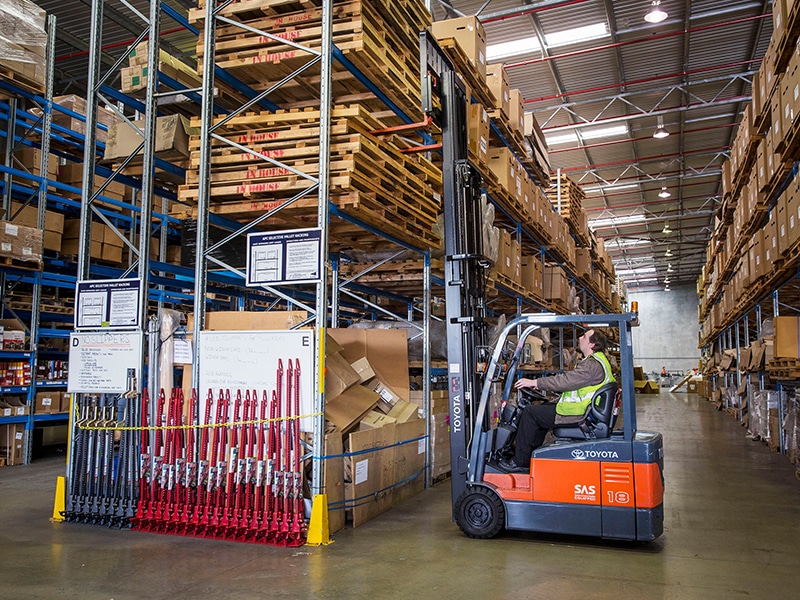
[
  {"xmin": 15, "ymin": 407, "xmax": 25, "ymax": 415},
  {"xmin": 42, "ymin": 397, "xmax": 52, "ymax": 406},
  {"xmin": 1, "ymin": 243, "xmax": 10, "ymax": 252},
  {"xmin": 4, "ymin": 223, "xmax": 18, "ymax": 236},
  {"xmin": 418, "ymin": 440, "xmax": 425, "ymax": 454},
  {"xmin": 479, "ymin": 137, "xmax": 487, "ymax": 154},
  {"xmin": 354, "ymin": 459, "xmax": 369, "ymax": 485},
  {"xmin": 22, "ymin": 247, "xmax": 32, "ymax": 256},
  {"xmin": 1, "ymin": 408, "xmax": 10, "ymax": 417},
  {"xmin": 15, "ymin": 432, "xmax": 22, "ymax": 440}
]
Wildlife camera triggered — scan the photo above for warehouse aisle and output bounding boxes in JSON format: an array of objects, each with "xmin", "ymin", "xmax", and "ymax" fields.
[{"xmin": 2, "ymin": 392, "xmax": 800, "ymax": 600}]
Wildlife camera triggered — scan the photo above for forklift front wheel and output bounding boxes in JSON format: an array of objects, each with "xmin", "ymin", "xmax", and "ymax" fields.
[{"xmin": 454, "ymin": 486, "xmax": 505, "ymax": 539}]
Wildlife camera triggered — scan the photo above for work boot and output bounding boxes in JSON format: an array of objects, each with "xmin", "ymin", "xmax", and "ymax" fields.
[{"xmin": 498, "ymin": 457, "xmax": 527, "ymax": 473}]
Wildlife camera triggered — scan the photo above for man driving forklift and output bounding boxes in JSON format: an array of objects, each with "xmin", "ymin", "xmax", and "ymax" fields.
[{"xmin": 500, "ymin": 329, "xmax": 615, "ymax": 472}]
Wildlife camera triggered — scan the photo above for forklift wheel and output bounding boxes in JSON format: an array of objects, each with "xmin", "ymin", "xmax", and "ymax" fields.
[{"xmin": 454, "ymin": 486, "xmax": 505, "ymax": 539}]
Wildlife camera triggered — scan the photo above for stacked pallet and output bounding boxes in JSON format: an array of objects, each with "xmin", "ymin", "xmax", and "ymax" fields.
[
  {"xmin": 190, "ymin": 0, "xmax": 431, "ymax": 124},
  {"xmin": 549, "ymin": 173, "xmax": 590, "ymax": 247},
  {"xmin": 178, "ymin": 105, "xmax": 442, "ymax": 250}
]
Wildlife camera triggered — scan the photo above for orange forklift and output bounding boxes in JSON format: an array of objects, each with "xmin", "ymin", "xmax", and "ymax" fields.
[{"xmin": 421, "ymin": 34, "xmax": 664, "ymax": 541}]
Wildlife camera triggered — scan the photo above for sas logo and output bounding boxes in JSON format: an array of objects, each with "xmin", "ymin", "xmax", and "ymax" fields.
[{"xmin": 573, "ymin": 484, "xmax": 597, "ymax": 501}]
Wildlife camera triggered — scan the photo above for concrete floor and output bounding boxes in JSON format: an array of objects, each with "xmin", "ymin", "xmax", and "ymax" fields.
[{"xmin": 2, "ymin": 391, "xmax": 800, "ymax": 599}]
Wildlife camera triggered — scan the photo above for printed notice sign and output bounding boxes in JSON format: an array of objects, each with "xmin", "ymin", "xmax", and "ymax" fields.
[
  {"xmin": 75, "ymin": 279, "xmax": 142, "ymax": 330},
  {"xmin": 246, "ymin": 228, "xmax": 322, "ymax": 287},
  {"xmin": 68, "ymin": 331, "xmax": 143, "ymax": 393}
]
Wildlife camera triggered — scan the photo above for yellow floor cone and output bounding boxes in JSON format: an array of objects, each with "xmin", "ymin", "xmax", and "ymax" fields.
[
  {"xmin": 306, "ymin": 493, "xmax": 333, "ymax": 546},
  {"xmin": 50, "ymin": 476, "xmax": 65, "ymax": 522}
]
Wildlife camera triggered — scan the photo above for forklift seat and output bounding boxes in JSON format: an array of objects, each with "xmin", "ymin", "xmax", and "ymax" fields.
[{"xmin": 552, "ymin": 382, "xmax": 620, "ymax": 440}]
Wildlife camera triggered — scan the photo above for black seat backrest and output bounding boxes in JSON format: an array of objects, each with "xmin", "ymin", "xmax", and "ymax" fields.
[
  {"xmin": 587, "ymin": 382, "xmax": 619, "ymax": 427},
  {"xmin": 553, "ymin": 382, "xmax": 619, "ymax": 440}
]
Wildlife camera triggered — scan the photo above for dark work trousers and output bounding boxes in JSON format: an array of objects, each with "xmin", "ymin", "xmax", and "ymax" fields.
[{"xmin": 514, "ymin": 402, "xmax": 558, "ymax": 467}]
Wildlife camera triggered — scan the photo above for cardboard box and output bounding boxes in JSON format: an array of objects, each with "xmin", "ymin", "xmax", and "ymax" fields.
[
  {"xmin": 368, "ymin": 377, "xmax": 405, "ymax": 413},
  {"xmin": 544, "ymin": 265, "xmax": 567, "ymax": 303},
  {"xmin": 430, "ymin": 16, "xmax": 487, "ymax": 78},
  {"xmin": 386, "ymin": 399, "xmax": 419, "ymax": 423},
  {"xmin": 486, "ymin": 63, "xmax": 510, "ymax": 116},
  {"xmin": 509, "ymin": 89, "xmax": 525, "ymax": 133},
  {"xmin": 60, "ymin": 392, "xmax": 72, "ymax": 414},
  {"xmin": 325, "ymin": 350, "xmax": 361, "ymax": 401},
  {"xmin": 0, "ymin": 318, "xmax": 26, "ymax": 350},
  {"xmin": 774, "ymin": 316, "xmax": 800, "ymax": 358},
  {"xmin": 326, "ymin": 384, "xmax": 379, "ymax": 433},
  {"xmin": 0, "ymin": 220, "xmax": 42, "ymax": 264},
  {"xmin": 349, "ymin": 356, "xmax": 375, "ymax": 383},
  {"xmin": 327, "ymin": 328, "xmax": 410, "ymax": 403},
  {"xmin": 359, "ymin": 410, "xmax": 396, "ymax": 430},
  {"xmin": 35, "ymin": 390, "xmax": 57, "ymax": 414},
  {"xmin": 467, "ymin": 102, "xmax": 490, "ymax": 165},
  {"xmin": 104, "ymin": 114, "xmax": 195, "ymax": 161},
  {"xmin": 0, "ymin": 423, "xmax": 25, "ymax": 466},
  {"xmin": 575, "ymin": 248, "xmax": 591, "ymax": 278},
  {"xmin": 0, "ymin": 396, "xmax": 28, "ymax": 417},
  {"xmin": 521, "ymin": 254, "xmax": 543, "ymax": 297}
]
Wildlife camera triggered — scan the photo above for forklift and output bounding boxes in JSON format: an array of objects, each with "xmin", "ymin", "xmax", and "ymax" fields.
[{"xmin": 420, "ymin": 33, "xmax": 664, "ymax": 541}]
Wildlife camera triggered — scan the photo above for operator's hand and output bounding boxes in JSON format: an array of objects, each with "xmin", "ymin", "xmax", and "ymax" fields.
[{"xmin": 514, "ymin": 377, "xmax": 538, "ymax": 390}]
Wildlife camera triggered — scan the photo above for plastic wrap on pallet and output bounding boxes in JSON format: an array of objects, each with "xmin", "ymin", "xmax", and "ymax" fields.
[
  {"xmin": 0, "ymin": 220, "xmax": 42, "ymax": 265},
  {"xmin": 0, "ymin": 0, "xmax": 47, "ymax": 48},
  {"xmin": 784, "ymin": 396, "xmax": 798, "ymax": 467},
  {"xmin": 180, "ymin": 218, "xmax": 247, "ymax": 270}
]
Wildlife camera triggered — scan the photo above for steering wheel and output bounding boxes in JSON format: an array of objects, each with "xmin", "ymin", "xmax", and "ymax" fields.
[{"xmin": 518, "ymin": 387, "xmax": 549, "ymax": 405}]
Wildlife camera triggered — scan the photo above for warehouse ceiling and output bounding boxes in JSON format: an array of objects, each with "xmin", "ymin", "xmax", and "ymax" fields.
[
  {"xmin": 29, "ymin": 0, "xmax": 772, "ymax": 294},
  {"xmin": 431, "ymin": 0, "xmax": 772, "ymax": 292}
]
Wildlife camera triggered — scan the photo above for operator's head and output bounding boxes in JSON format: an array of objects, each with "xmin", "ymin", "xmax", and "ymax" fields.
[{"xmin": 578, "ymin": 329, "xmax": 607, "ymax": 356}]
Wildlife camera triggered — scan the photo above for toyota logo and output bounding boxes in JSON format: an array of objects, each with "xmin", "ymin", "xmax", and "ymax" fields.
[{"xmin": 571, "ymin": 449, "xmax": 585, "ymax": 459}]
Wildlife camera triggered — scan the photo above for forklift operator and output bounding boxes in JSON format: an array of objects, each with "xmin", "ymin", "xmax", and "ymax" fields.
[{"xmin": 502, "ymin": 329, "xmax": 615, "ymax": 472}]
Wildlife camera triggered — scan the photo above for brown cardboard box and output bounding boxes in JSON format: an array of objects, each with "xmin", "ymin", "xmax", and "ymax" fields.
[
  {"xmin": 509, "ymin": 89, "xmax": 525, "ymax": 134},
  {"xmin": 328, "ymin": 328, "xmax": 410, "ymax": 403},
  {"xmin": 386, "ymin": 399, "xmax": 419, "ymax": 423},
  {"xmin": 430, "ymin": 16, "xmax": 487, "ymax": 78},
  {"xmin": 324, "ymin": 432, "xmax": 345, "ymax": 534},
  {"xmin": 521, "ymin": 254, "xmax": 543, "ymax": 296},
  {"xmin": 0, "ymin": 220, "xmax": 42, "ymax": 264},
  {"xmin": 487, "ymin": 146, "xmax": 518, "ymax": 196},
  {"xmin": 544, "ymin": 266, "xmax": 567, "ymax": 303},
  {"xmin": 326, "ymin": 384, "xmax": 379, "ymax": 433},
  {"xmin": 104, "ymin": 114, "xmax": 194, "ymax": 161},
  {"xmin": 0, "ymin": 424, "xmax": 25, "ymax": 466},
  {"xmin": 35, "ymin": 391, "xmax": 57, "ymax": 414},
  {"xmin": 0, "ymin": 397, "xmax": 28, "ymax": 417},
  {"xmin": 60, "ymin": 392, "xmax": 72, "ymax": 414},
  {"xmin": 61, "ymin": 238, "xmax": 103, "ymax": 259},
  {"xmin": 764, "ymin": 210, "xmax": 778, "ymax": 265},
  {"xmin": 359, "ymin": 410, "xmax": 396, "ymax": 430},
  {"xmin": 486, "ymin": 63, "xmax": 511, "ymax": 117},
  {"xmin": 0, "ymin": 318, "xmax": 26, "ymax": 349},
  {"xmin": 47, "ymin": 95, "xmax": 124, "ymax": 145},
  {"xmin": 467, "ymin": 103, "xmax": 490, "ymax": 166},
  {"xmin": 774, "ymin": 316, "xmax": 800, "ymax": 358},
  {"xmin": 325, "ymin": 351, "xmax": 361, "ymax": 402},
  {"xmin": 349, "ymin": 357, "xmax": 375, "ymax": 383},
  {"xmin": 575, "ymin": 248, "xmax": 591, "ymax": 278},
  {"xmin": 3, "ymin": 148, "xmax": 59, "ymax": 180},
  {"xmin": 58, "ymin": 163, "xmax": 128, "ymax": 201},
  {"xmin": 777, "ymin": 191, "xmax": 791, "ymax": 255}
]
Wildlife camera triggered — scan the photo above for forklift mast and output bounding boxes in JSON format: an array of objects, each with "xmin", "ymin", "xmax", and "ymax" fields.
[{"xmin": 420, "ymin": 32, "xmax": 490, "ymax": 504}]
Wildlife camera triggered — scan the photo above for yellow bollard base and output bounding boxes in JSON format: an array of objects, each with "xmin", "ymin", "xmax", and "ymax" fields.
[
  {"xmin": 50, "ymin": 476, "xmax": 65, "ymax": 522},
  {"xmin": 306, "ymin": 493, "xmax": 333, "ymax": 546}
]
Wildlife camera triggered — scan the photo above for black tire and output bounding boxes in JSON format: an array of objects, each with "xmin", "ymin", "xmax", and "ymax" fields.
[{"xmin": 454, "ymin": 486, "xmax": 505, "ymax": 539}]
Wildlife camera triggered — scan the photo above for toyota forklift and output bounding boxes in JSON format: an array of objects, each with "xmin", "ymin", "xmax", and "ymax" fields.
[{"xmin": 421, "ymin": 33, "xmax": 664, "ymax": 541}]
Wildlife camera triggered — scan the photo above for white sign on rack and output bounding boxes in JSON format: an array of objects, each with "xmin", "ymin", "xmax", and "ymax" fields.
[
  {"xmin": 246, "ymin": 228, "xmax": 322, "ymax": 286},
  {"xmin": 198, "ymin": 330, "xmax": 315, "ymax": 431},
  {"xmin": 67, "ymin": 331, "xmax": 143, "ymax": 393}
]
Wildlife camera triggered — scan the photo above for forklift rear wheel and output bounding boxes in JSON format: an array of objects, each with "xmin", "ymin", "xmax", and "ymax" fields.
[{"xmin": 454, "ymin": 487, "xmax": 505, "ymax": 539}]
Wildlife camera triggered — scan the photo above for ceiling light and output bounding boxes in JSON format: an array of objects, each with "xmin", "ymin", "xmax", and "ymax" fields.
[
  {"xmin": 487, "ymin": 23, "xmax": 610, "ymax": 61},
  {"xmin": 645, "ymin": 1, "xmax": 668, "ymax": 24},
  {"xmin": 664, "ymin": 284, "xmax": 671, "ymax": 291},
  {"xmin": 664, "ymin": 276, "xmax": 671, "ymax": 284},
  {"xmin": 667, "ymin": 263, "xmax": 674, "ymax": 272},
  {"xmin": 653, "ymin": 115, "xmax": 670, "ymax": 139},
  {"xmin": 662, "ymin": 221, "xmax": 672, "ymax": 234},
  {"xmin": 665, "ymin": 246, "xmax": 673, "ymax": 257},
  {"xmin": 616, "ymin": 266, "xmax": 657, "ymax": 277},
  {"xmin": 589, "ymin": 213, "xmax": 648, "ymax": 229},
  {"xmin": 545, "ymin": 124, "xmax": 628, "ymax": 147},
  {"xmin": 658, "ymin": 186, "xmax": 671, "ymax": 198}
]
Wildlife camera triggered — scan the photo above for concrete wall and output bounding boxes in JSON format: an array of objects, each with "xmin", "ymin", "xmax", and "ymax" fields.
[{"xmin": 628, "ymin": 284, "xmax": 700, "ymax": 378}]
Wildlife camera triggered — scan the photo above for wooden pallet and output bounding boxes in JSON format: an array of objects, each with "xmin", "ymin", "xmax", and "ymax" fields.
[
  {"xmin": 194, "ymin": 0, "xmax": 427, "ymax": 124},
  {"xmin": 0, "ymin": 65, "xmax": 44, "ymax": 95},
  {"xmin": 0, "ymin": 256, "xmax": 43, "ymax": 270}
]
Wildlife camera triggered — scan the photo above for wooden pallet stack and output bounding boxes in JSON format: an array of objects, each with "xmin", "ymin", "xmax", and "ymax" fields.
[
  {"xmin": 178, "ymin": 105, "xmax": 442, "ymax": 250},
  {"xmin": 549, "ymin": 173, "xmax": 590, "ymax": 247},
  {"xmin": 190, "ymin": 0, "xmax": 431, "ymax": 125}
]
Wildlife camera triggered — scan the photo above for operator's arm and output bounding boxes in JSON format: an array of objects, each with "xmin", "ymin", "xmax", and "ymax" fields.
[{"xmin": 521, "ymin": 356, "xmax": 605, "ymax": 393}]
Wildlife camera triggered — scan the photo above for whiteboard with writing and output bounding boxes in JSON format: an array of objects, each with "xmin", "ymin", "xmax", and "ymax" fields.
[
  {"xmin": 198, "ymin": 330, "xmax": 315, "ymax": 431},
  {"xmin": 68, "ymin": 331, "xmax": 143, "ymax": 393}
]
